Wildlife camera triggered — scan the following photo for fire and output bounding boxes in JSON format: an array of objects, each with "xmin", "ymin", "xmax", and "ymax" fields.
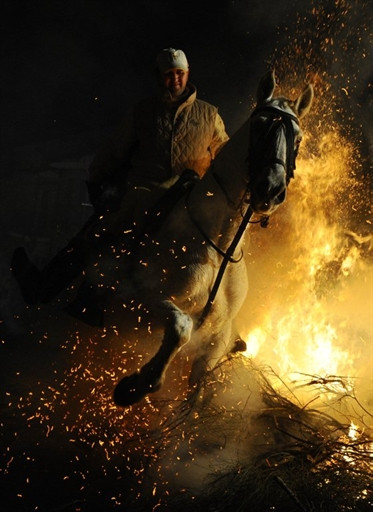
[
  {"xmin": 239, "ymin": 113, "xmax": 371, "ymax": 418},
  {"xmin": 241, "ymin": 306, "xmax": 354, "ymax": 389},
  {"xmin": 348, "ymin": 421, "xmax": 359, "ymax": 441},
  {"xmin": 242, "ymin": 326, "xmax": 266, "ymax": 358}
]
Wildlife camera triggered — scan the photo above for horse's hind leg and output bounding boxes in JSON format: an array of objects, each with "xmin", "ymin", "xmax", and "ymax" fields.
[
  {"xmin": 188, "ymin": 319, "xmax": 246, "ymax": 388},
  {"xmin": 113, "ymin": 300, "xmax": 193, "ymax": 407},
  {"xmin": 188, "ymin": 321, "xmax": 234, "ymax": 387}
]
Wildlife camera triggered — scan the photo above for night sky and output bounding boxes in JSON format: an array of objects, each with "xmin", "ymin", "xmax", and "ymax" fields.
[
  {"xmin": 1, "ymin": 1, "xmax": 371, "ymax": 163},
  {"xmin": 1, "ymin": 1, "xmax": 371, "ymax": 158},
  {"xmin": 0, "ymin": 0, "xmax": 310, "ymax": 157}
]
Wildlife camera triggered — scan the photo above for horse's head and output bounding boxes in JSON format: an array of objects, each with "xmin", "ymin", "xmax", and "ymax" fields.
[{"xmin": 248, "ymin": 70, "xmax": 313, "ymax": 215}]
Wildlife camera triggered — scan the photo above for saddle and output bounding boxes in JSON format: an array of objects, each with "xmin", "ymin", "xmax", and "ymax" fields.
[{"xmin": 141, "ymin": 169, "xmax": 200, "ymax": 236}]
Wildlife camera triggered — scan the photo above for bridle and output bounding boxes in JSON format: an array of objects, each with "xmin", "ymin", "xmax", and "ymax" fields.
[{"xmin": 248, "ymin": 105, "xmax": 300, "ymax": 186}]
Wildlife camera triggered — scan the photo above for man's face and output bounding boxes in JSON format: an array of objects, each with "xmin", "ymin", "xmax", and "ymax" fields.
[{"xmin": 162, "ymin": 68, "xmax": 189, "ymax": 98}]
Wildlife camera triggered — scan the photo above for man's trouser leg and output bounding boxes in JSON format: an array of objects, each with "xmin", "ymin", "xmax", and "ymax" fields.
[
  {"xmin": 11, "ymin": 215, "xmax": 100, "ymax": 305},
  {"xmin": 11, "ymin": 188, "xmax": 153, "ymax": 307}
]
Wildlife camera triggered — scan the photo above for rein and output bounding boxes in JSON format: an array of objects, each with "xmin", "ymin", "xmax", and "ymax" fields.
[
  {"xmin": 185, "ymin": 189, "xmax": 244, "ymax": 264},
  {"xmin": 194, "ymin": 106, "xmax": 300, "ymax": 329},
  {"xmin": 196, "ymin": 204, "xmax": 253, "ymax": 329}
]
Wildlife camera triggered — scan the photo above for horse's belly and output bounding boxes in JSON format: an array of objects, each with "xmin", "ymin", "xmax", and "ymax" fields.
[
  {"xmin": 126, "ymin": 257, "xmax": 214, "ymax": 307},
  {"xmin": 121, "ymin": 242, "xmax": 248, "ymax": 325}
]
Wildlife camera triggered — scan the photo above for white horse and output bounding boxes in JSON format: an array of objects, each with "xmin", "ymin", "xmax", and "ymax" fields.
[{"xmin": 112, "ymin": 70, "xmax": 313, "ymax": 406}]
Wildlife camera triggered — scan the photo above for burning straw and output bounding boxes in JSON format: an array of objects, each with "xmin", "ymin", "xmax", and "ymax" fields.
[{"xmin": 153, "ymin": 355, "xmax": 373, "ymax": 512}]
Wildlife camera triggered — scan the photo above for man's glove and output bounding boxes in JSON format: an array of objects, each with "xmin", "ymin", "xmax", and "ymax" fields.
[{"xmin": 86, "ymin": 181, "xmax": 124, "ymax": 214}]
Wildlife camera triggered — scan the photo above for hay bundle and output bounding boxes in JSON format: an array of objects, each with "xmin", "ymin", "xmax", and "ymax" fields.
[{"xmin": 150, "ymin": 356, "xmax": 372, "ymax": 512}]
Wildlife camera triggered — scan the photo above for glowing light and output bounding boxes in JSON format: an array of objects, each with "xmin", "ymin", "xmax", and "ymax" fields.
[
  {"xmin": 238, "ymin": 94, "xmax": 371, "ymax": 407},
  {"xmin": 242, "ymin": 327, "xmax": 267, "ymax": 358},
  {"xmin": 348, "ymin": 421, "xmax": 359, "ymax": 441}
]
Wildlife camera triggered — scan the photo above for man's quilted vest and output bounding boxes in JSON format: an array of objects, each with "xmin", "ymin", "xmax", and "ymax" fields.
[{"xmin": 128, "ymin": 87, "xmax": 218, "ymax": 186}]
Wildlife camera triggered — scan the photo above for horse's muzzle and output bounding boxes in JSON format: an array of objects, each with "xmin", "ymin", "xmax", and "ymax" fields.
[{"xmin": 250, "ymin": 169, "xmax": 287, "ymax": 214}]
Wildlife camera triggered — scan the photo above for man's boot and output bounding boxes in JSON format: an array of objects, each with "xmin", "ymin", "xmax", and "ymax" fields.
[
  {"xmin": 37, "ymin": 238, "xmax": 89, "ymax": 303},
  {"xmin": 11, "ymin": 239, "xmax": 89, "ymax": 305},
  {"xmin": 11, "ymin": 247, "xmax": 42, "ymax": 305}
]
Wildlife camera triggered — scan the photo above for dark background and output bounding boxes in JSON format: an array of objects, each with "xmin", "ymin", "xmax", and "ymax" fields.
[
  {"xmin": 0, "ymin": 0, "xmax": 296, "ymax": 149},
  {"xmin": 1, "ymin": 0, "xmax": 371, "ymax": 167},
  {"xmin": 0, "ymin": 1, "xmax": 372, "ymax": 510}
]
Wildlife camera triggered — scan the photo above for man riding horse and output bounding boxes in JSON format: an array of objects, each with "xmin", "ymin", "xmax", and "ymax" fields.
[
  {"xmin": 11, "ymin": 48, "xmax": 229, "ymax": 318},
  {"xmin": 11, "ymin": 54, "xmax": 313, "ymax": 407}
]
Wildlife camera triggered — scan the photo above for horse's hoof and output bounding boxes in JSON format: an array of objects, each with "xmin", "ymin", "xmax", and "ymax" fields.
[{"xmin": 113, "ymin": 372, "xmax": 161, "ymax": 407}]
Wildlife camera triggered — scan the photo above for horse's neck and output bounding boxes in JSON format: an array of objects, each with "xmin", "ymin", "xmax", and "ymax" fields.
[
  {"xmin": 186, "ymin": 119, "xmax": 251, "ymax": 250},
  {"xmin": 212, "ymin": 119, "xmax": 251, "ymax": 206}
]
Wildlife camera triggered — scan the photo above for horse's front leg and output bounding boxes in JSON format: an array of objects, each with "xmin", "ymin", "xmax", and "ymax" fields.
[{"xmin": 113, "ymin": 299, "xmax": 193, "ymax": 407}]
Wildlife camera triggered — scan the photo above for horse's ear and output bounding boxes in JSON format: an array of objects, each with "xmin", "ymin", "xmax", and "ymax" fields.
[
  {"xmin": 257, "ymin": 69, "xmax": 276, "ymax": 104},
  {"xmin": 294, "ymin": 84, "xmax": 314, "ymax": 119}
]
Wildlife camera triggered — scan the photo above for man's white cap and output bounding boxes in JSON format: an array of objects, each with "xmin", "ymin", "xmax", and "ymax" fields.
[{"xmin": 156, "ymin": 48, "xmax": 189, "ymax": 73}]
